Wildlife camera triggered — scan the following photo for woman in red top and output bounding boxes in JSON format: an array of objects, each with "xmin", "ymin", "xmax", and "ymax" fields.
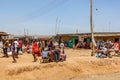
[
  {"xmin": 18, "ymin": 40, "xmax": 23, "ymax": 52},
  {"xmin": 114, "ymin": 40, "xmax": 119, "ymax": 54},
  {"xmin": 114, "ymin": 42, "xmax": 119, "ymax": 50},
  {"xmin": 32, "ymin": 40, "xmax": 39, "ymax": 62}
]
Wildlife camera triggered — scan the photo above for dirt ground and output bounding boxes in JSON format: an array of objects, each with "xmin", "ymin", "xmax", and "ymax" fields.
[
  {"xmin": 1, "ymin": 48, "xmax": 120, "ymax": 80},
  {"xmin": 72, "ymin": 72, "xmax": 120, "ymax": 80}
]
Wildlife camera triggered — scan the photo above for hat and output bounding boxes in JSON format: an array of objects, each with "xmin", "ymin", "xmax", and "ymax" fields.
[{"xmin": 44, "ymin": 47, "xmax": 48, "ymax": 51}]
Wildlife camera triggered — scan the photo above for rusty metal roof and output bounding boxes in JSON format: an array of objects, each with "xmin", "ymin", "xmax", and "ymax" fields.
[{"xmin": 0, "ymin": 32, "xmax": 9, "ymax": 36}]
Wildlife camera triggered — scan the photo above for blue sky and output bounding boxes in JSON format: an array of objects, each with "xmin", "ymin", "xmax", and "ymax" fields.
[{"xmin": 0, "ymin": 0, "xmax": 120, "ymax": 35}]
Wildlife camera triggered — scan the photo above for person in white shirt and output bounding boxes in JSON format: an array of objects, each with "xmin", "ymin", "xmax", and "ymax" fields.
[{"xmin": 14, "ymin": 40, "xmax": 19, "ymax": 58}]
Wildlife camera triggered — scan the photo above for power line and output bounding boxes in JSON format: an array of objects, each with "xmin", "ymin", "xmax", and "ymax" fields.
[
  {"xmin": 19, "ymin": 0, "xmax": 69, "ymax": 23},
  {"xmin": 0, "ymin": 0, "xmax": 70, "ymax": 26}
]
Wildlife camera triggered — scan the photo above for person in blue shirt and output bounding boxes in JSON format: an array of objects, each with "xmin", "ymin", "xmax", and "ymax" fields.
[{"xmin": 42, "ymin": 48, "xmax": 49, "ymax": 59}]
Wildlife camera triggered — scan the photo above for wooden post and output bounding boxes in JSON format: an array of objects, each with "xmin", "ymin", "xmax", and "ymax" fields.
[
  {"xmin": 90, "ymin": 0, "xmax": 96, "ymax": 56},
  {"xmin": 90, "ymin": 0, "xmax": 93, "ymax": 35}
]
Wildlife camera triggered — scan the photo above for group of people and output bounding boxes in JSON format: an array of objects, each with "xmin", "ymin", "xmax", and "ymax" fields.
[
  {"xmin": 95, "ymin": 40, "xmax": 120, "ymax": 58},
  {"xmin": 2, "ymin": 39, "xmax": 23, "ymax": 63},
  {"xmin": 0, "ymin": 39, "xmax": 67, "ymax": 63},
  {"xmin": 75, "ymin": 41, "xmax": 92, "ymax": 49},
  {"xmin": 2, "ymin": 37, "xmax": 120, "ymax": 63},
  {"xmin": 31, "ymin": 40, "xmax": 66, "ymax": 63}
]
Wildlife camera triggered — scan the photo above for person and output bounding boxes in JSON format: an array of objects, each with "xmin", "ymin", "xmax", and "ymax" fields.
[
  {"xmin": 48, "ymin": 41, "xmax": 54, "ymax": 51},
  {"xmin": 42, "ymin": 47, "xmax": 49, "ymax": 63},
  {"xmin": 113, "ymin": 40, "xmax": 120, "ymax": 56},
  {"xmin": 14, "ymin": 40, "xmax": 19, "ymax": 58},
  {"xmin": 0, "ymin": 40, "xmax": 3, "ymax": 53},
  {"xmin": 0, "ymin": 40, "xmax": 3, "ymax": 49},
  {"xmin": 4, "ymin": 39, "xmax": 9, "ymax": 57},
  {"xmin": 60, "ymin": 41, "xmax": 64, "ymax": 52},
  {"xmin": 32, "ymin": 40, "xmax": 39, "ymax": 62},
  {"xmin": 58, "ymin": 37, "xmax": 62, "ymax": 46},
  {"xmin": 90, "ymin": 41, "xmax": 93, "ymax": 49},
  {"xmin": 49, "ymin": 49, "xmax": 55, "ymax": 62},
  {"xmin": 59, "ymin": 50, "xmax": 66, "ymax": 61},
  {"xmin": 54, "ymin": 46, "xmax": 60, "ymax": 63},
  {"xmin": 26, "ymin": 43, "xmax": 31, "ymax": 53},
  {"xmin": 76, "ymin": 42, "xmax": 80, "ymax": 48},
  {"xmin": 18, "ymin": 40, "xmax": 23, "ymax": 54},
  {"xmin": 11, "ymin": 43, "xmax": 16, "ymax": 63},
  {"xmin": 96, "ymin": 45, "xmax": 112, "ymax": 58},
  {"xmin": 54, "ymin": 41, "xmax": 59, "ymax": 47},
  {"xmin": 42, "ymin": 40, "xmax": 45, "ymax": 51},
  {"xmin": 83, "ymin": 42, "xmax": 87, "ymax": 49}
]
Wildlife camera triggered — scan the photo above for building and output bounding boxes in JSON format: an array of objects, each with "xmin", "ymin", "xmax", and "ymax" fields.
[
  {"xmin": 0, "ymin": 32, "xmax": 9, "ymax": 40},
  {"xmin": 56, "ymin": 32, "xmax": 120, "ymax": 48}
]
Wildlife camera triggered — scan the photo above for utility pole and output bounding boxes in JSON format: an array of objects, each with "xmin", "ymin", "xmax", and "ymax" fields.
[
  {"xmin": 24, "ymin": 28, "xmax": 26, "ymax": 36},
  {"xmin": 57, "ymin": 19, "xmax": 61, "ymax": 34},
  {"xmin": 90, "ymin": 0, "xmax": 93, "ymax": 35},
  {"xmin": 55, "ymin": 17, "xmax": 61, "ymax": 35},
  {"xmin": 27, "ymin": 29, "xmax": 29, "ymax": 36},
  {"xmin": 90, "ymin": 0, "xmax": 96, "ymax": 56},
  {"xmin": 55, "ymin": 17, "xmax": 58, "ymax": 35},
  {"xmin": 109, "ymin": 21, "xmax": 111, "ymax": 32}
]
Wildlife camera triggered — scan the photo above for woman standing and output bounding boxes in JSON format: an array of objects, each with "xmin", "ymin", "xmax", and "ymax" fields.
[{"xmin": 32, "ymin": 40, "xmax": 39, "ymax": 62}]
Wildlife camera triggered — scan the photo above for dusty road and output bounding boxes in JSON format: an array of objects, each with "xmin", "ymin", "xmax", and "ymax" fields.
[
  {"xmin": 72, "ymin": 72, "xmax": 120, "ymax": 80},
  {"xmin": 0, "ymin": 48, "xmax": 120, "ymax": 80}
]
